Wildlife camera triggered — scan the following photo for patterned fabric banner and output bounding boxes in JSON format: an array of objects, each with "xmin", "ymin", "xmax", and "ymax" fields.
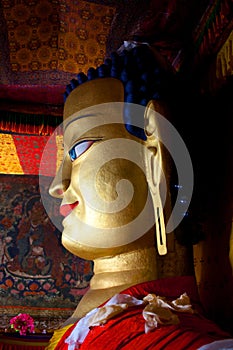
[
  {"xmin": 216, "ymin": 29, "xmax": 233, "ymax": 79},
  {"xmin": 1, "ymin": 0, "xmax": 115, "ymax": 78},
  {"xmin": 0, "ymin": 133, "xmax": 63, "ymax": 176},
  {"xmin": 192, "ymin": 0, "xmax": 232, "ymax": 68}
]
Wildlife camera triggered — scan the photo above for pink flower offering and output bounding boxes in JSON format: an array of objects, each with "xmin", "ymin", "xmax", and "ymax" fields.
[{"xmin": 10, "ymin": 313, "xmax": 35, "ymax": 335}]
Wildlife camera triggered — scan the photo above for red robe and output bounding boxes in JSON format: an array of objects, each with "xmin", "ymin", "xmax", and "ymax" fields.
[{"xmin": 50, "ymin": 276, "xmax": 231, "ymax": 350}]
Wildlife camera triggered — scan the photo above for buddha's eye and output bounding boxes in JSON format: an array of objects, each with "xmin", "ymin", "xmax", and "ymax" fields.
[{"xmin": 69, "ymin": 140, "xmax": 95, "ymax": 161}]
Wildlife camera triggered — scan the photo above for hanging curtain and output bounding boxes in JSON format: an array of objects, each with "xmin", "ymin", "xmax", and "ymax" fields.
[
  {"xmin": 0, "ymin": 112, "xmax": 62, "ymax": 136},
  {"xmin": 0, "ymin": 132, "xmax": 63, "ymax": 176}
]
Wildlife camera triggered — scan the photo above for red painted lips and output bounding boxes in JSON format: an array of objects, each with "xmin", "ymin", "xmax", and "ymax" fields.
[{"xmin": 60, "ymin": 201, "xmax": 79, "ymax": 217}]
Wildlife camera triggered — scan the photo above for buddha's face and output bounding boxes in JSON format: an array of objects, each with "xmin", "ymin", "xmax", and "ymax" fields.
[{"xmin": 49, "ymin": 103, "xmax": 155, "ymax": 260}]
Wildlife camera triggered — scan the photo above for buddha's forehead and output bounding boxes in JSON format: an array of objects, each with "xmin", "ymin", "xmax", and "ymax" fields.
[{"xmin": 63, "ymin": 102, "xmax": 126, "ymax": 148}]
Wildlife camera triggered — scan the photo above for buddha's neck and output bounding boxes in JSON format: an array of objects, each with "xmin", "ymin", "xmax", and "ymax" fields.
[
  {"xmin": 91, "ymin": 246, "xmax": 158, "ymax": 289},
  {"xmin": 72, "ymin": 246, "xmax": 157, "ymax": 320}
]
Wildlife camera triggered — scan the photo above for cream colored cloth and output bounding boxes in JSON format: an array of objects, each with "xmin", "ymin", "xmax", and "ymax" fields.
[
  {"xmin": 142, "ymin": 292, "xmax": 193, "ymax": 333},
  {"xmin": 65, "ymin": 292, "xmax": 193, "ymax": 349},
  {"xmin": 65, "ymin": 294, "xmax": 144, "ymax": 350}
]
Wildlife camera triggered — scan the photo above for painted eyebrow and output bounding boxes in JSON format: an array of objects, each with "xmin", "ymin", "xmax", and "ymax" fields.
[{"xmin": 64, "ymin": 113, "xmax": 97, "ymax": 131}]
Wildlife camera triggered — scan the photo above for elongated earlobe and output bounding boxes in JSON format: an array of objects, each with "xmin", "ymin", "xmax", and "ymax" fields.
[{"xmin": 144, "ymin": 101, "xmax": 167, "ymax": 255}]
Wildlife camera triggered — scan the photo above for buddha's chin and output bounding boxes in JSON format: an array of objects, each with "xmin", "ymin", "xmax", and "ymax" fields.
[
  {"xmin": 61, "ymin": 223, "xmax": 156, "ymax": 262},
  {"xmin": 61, "ymin": 231, "xmax": 124, "ymax": 260},
  {"xmin": 61, "ymin": 214, "xmax": 134, "ymax": 259}
]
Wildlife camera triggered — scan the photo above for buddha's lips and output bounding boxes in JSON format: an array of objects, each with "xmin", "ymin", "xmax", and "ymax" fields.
[{"xmin": 60, "ymin": 202, "xmax": 79, "ymax": 217}]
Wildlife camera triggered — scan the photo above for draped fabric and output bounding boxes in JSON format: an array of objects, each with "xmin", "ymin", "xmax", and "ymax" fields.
[
  {"xmin": 0, "ymin": 133, "xmax": 63, "ymax": 175},
  {"xmin": 0, "ymin": 112, "xmax": 62, "ymax": 135},
  {"xmin": 49, "ymin": 276, "xmax": 232, "ymax": 350}
]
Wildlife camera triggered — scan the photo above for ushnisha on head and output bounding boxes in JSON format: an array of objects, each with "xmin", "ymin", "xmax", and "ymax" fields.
[{"xmin": 49, "ymin": 44, "xmax": 169, "ymax": 259}]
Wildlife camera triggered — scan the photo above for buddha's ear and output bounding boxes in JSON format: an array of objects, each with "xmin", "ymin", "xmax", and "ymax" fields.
[
  {"xmin": 144, "ymin": 100, "xmax": 170, "ymax": 137},
  {"xmin": 144, "ymin": 100, "xmax": 167, "ymax": 255}
]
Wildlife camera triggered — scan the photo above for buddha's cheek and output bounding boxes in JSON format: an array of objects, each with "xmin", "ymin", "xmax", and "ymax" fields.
[
  {"xmin": 76, "ymin": 158, "xmax": 148, "ymax": 227},
  {"xmin": 61, "ymin": 158, "xmax": 152, "ymax": 257}
]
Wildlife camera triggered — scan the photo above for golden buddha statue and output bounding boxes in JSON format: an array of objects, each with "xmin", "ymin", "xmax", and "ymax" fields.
[
  {"xmin": 49, "ymin": 76, "xmax": 168, "ymax": 322},
  {"xmin": 46, "ymin": 44, "xmax": 194, "ymax": 349}
]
